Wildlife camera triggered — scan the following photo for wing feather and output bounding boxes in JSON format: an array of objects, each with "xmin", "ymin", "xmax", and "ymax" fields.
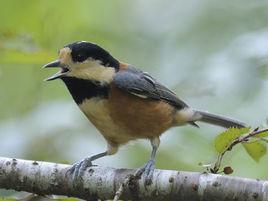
[{"xmin": 113, "ymin": 66, "xmax": 188, "ymax": 109}]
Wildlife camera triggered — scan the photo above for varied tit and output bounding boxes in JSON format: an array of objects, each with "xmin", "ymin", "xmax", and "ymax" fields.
[{"xmin": 43, "ymin": 41, "xmax": 247, "ymax": 184}]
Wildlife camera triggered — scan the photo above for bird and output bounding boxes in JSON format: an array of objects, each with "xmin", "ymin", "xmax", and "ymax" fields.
[{"xmin": 43, "ymin": 41, "xmax": 247, "ymax": 184}]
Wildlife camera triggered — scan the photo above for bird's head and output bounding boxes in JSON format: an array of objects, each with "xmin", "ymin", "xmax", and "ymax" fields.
[{"xmin": 43, "ymin": 41, "xmax": 119, "ymax": 83}]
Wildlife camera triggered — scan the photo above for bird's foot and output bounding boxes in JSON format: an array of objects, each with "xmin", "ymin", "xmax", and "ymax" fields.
[
  {"xmin": 134, "ymin": 159, "xmax": 155, "ymax": 185},
  {"xmin": 67, "ymin": 158, "xmax": 94, "ymax": 181},
  {"xmin": 113, "ymin": 160, "xmax": 155, "ymax": 200}
]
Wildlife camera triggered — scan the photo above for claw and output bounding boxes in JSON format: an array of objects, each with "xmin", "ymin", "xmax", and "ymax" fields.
[
  {"xmin": 67, "ymin": 158, "xmax": 93, "ymax": 181},
  {"xmin": 134, "ymin": 160, "xmax": 155, "ymax": 185}
]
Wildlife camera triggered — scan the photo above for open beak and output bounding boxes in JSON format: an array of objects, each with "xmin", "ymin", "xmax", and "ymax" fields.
[{"xmin": 43, "ymin": 60, "xmax": 70, "ymax": 81}]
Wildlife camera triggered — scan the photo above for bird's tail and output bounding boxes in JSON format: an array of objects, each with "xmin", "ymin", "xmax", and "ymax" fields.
[{"xmin": 193, "ymin": 110, "xmax": 247, "ymax": 128}]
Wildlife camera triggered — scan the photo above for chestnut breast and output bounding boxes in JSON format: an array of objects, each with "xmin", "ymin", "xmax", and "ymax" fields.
[
  {"xmin": 79, "ymin": 85, "xmax": 174, "ymax": 145},
  {"xmin": 79, "ymin": 98, "xmax": 137, "ymax": 145},
  {"xmin": 108, "ymin": 84, "xmax": 174, "ymax": 139}
]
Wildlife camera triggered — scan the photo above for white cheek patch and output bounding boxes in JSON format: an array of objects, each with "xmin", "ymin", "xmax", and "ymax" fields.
[{"xmin": 67, "ymin": 60, "xmax": 116, "ymax": 83}]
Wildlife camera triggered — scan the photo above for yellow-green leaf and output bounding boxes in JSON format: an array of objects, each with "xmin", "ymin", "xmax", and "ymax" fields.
[
  {"xmin": 254, "ymin": 130, "xmax": 268, "ymax": 138},
  {"xmin": 214, "ymin": 127, "xmax": 250, "ymax": 154},
  {"xmin": 242, "ymin": 141, "xmax": 267, "ymax": 162}
]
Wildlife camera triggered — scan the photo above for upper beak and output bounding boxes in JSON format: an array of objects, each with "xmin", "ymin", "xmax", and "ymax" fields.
[
  {"xmin": 43, "ymin": 60, "xmax": 61, "ymax": 68},
  {"xmin": 43, "ymin": 60, "xmax": 69, "ymax": 81}
]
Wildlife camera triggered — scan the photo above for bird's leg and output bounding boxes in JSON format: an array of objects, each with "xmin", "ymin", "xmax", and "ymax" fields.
[
  {"xmin": 135, "ymin": 137, "xmax": 160, "ymax": 185},
  {"xmin": 68, "ymin": 143, "xmax": 118, "ymax": 180}
]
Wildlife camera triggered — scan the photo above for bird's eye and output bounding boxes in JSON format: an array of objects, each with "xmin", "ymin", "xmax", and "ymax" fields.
[{"xmin": 76, "ymin": 54, "xmax": 86, "ymax": 62}]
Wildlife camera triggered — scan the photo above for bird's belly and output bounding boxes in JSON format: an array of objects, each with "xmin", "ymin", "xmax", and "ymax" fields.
[
  {"xmin": 79, "ymin": 98, "xmax": 136, "ymax": 145},
  {"xmin": 108, "ymin": 87, "xmax": 174, "ymax": 140},
  {"xmin": 79, "ymin": 93, "xmax": 175, "ymax": 145}
]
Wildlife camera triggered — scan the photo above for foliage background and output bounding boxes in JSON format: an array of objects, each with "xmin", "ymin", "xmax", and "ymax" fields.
[{"xmin": 0, "ymin": 0, "xmax": 268, "ymax": 196}]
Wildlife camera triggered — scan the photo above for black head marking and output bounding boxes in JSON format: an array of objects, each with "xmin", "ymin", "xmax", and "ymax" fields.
[{"xmin": 65, "ymin": 41, "xmax": 119, "ymax": 69}]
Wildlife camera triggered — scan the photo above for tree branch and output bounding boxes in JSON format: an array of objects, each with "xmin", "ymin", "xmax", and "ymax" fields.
[{"xmin": 0, "ymin": 157, "xmax": 267, "ymax": 201}]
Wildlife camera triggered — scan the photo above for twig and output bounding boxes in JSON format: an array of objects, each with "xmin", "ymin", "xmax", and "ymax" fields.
[
  {"xmin": 113, "ymin": 175, "xmax": 129, "ymax": 201},
  {"xmin": 113, "ymin": 168, "xmax": 144, "ymax": 201},
  {"xmin": 212, "ymin": 128, "xmax": 268, "ymax": 173}
]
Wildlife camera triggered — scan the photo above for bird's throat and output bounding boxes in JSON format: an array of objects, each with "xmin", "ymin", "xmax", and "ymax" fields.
[{"xmin": 61, "ymin": 77, "xmax": 109, "ymax": 104}]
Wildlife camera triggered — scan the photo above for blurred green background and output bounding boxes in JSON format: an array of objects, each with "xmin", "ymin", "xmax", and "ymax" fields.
[{"xmin": 0, "ymin": 0, "xmax": 268, "ymax": 196}]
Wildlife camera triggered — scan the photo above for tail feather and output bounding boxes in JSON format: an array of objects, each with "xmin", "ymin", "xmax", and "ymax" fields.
[{"xmin": 193, "ymin": 110, "xmax": 247, "ymax": 128}]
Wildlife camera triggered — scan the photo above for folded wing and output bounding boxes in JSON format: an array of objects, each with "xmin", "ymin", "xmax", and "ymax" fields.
[{"xmin": 113, "ymin": 66, "xmax": 189, "ymax": 110}]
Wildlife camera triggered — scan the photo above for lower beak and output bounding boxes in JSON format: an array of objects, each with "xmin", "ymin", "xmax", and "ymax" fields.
[{"xmin": 43, "ymin": 60, "xmax": 69, "ymax": 81}]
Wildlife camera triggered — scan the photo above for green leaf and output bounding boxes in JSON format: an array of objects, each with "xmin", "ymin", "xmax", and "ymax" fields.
[
  {"xmin": 214, "ymin": 127, "xmax": 250, "ymax": 154},
  {"xmin": 254, "ymin": 130, "xmax": 268, "ymax": 138},
  {"xmin": 242, "ymin": 141, "xmax": 267, "ymax": 162},
  {"xmin": 261, "ymin": 138, "xmax": 268, "ymax": 143}
]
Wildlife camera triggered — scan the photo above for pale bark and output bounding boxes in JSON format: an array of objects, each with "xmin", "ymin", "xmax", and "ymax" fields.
[{"xmin": 0, "ymin": 157, "xmax": 267, "ymax": 201}]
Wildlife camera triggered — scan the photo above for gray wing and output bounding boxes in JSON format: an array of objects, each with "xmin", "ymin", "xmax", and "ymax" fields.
[{"xmin": 113, "ymin": 66, "xmax": 189, "ymax": 109}]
